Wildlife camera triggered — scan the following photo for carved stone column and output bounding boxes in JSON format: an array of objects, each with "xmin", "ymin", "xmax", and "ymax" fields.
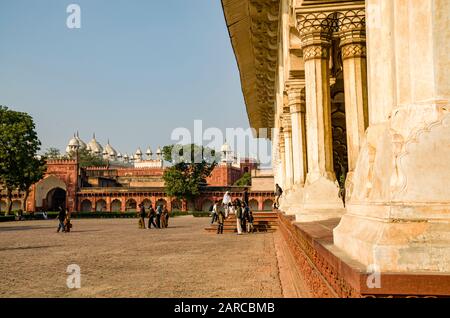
[
  {"xmin": 338, "ymin": 9, "xmax": 369, "ymax": 189},
  {"xmin": 296, "ymin": 12, "xmax": 344, "ymax": 220},
  {"xmin": 278, "ymin": 128, "xmax": 287, "ymax": 191},
  {"xmin": 287, "ymin": 81, "xmax": 307, "ymax": 186},
  {"xmin": 282, "ymin": 114, "xmax": 294, "ymax": 190}
]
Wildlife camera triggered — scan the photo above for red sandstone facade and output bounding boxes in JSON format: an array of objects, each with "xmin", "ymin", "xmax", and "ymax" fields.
[{"xmin": 0, "ymin": 159, "xmax": 273, "ymax": 214}]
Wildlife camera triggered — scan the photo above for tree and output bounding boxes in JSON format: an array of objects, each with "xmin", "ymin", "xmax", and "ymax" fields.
[
  {"xmin": 43, "ymin": 147, "xmax": 65, "ymax": 159},
  {"xmin": 67, "ymin": 148, "xmax": 108, "ymax": 167},
  {"xmin": 162, "ymin": 144, "xmax": 218, "ymax": 201},
  {"xmin": 18, "ymin": 156, "xmax": 46, "ymax": 211},
  {"xmin": 0, "ymin": 106, "xmax": 45, "ymax": 214},
  {"xmin": 77, "ymin": 148, "xmax": 108, "ymax": 167},
  {"xmin": 234, "ymin": 172, "xmax": 252, "ymax": 186}
]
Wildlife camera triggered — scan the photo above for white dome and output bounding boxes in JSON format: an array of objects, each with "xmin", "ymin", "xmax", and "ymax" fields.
[
  {"xmin": 87, "ymin": 134, "xmax": 103, "ymax": 154},
  {"xmin": 68, "ymin": 135, "xmax": 79, "ymax": 147},
  {"xmin": 135, "ymin": 148, "xmax": 142, "ymax": 156},
  {"xmin": 76, "ymin": 132, "xmax": 87, "ymax": 150},
  {"xmin": 104, "ymin": 140, "xmax": 117, "ymax": 157},
  {"xmin": 156, "ymin": 146, "xmax": 162, "ymax": 155}
]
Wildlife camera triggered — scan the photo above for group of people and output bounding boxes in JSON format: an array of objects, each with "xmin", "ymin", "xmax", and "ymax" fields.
[
  {"xmin": 56, "ymin": 206, "xmax": 72, "ymax": 233},
  {"xmin": 138, "ymin": 203, "xmax": 170, "ymax": 230},
  {"xmin": 210, "ymin": 189, "xmax": 255, "ymax": 235}
]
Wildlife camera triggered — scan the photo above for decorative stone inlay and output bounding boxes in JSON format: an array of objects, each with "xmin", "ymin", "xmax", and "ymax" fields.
[
  {"xmin": 341, "ymin": 43, "xmax": 367, "ymax": 59},
  {"xmin": 302, "ymin": 45, "xmax": 330, "ymax": 60}
]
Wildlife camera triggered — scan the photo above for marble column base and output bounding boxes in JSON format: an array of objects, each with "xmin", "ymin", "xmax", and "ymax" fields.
[
  {"xmin": 292, "ymin": 175, "xmax": 345, "ymax": 222},
  {"xmin": 334, "ymin": 206, "xmax": 450, "ymax": 272},
  {"xmin": 282, "ymin": 185, "xmax": 305, "ymax": 215}
]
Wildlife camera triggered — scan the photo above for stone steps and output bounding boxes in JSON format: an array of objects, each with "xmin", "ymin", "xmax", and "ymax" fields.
[{"xmin": 205, "ymin": 212, "xmax": 278, "ymax": 233}]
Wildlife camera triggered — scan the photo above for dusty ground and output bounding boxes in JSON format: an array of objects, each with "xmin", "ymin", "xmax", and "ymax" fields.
[{"xmin": 0, "ymin": 216, "xmax": 282, "ymax": 298}]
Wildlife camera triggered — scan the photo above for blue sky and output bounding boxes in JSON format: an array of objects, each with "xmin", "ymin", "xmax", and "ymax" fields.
[{"xmin": 0, "ymin": 0, "xmax": 272, "ymax": 163}]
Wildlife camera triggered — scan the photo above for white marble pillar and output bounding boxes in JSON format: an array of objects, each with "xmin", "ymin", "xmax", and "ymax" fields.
[
  {"xmin": 287, "ymin": 81, "xmax": 307, "ymax": 186},
  {"xmin": 334, "ymin": 0, "xmax": 450, "ymax": 272},
  {"xmin": 296, "ymin": 13, "xmax": 344, "ymax": 221},
  {"xmin": 339, "ymin": 10, "xmax": 369, "ymax": 186},
  {"xmin": 282, "ymin": 114, "xmax": 294, "ymax": 190}
]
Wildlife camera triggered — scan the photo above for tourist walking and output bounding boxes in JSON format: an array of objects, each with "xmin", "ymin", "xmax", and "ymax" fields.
[
  {"xmin": 160, "ymin": 207, "xmax": 167, "ymax": 229},
  {"xmin": 64, "ymin": 208, "xmax": 73, "ymax": 233},
  {"xmin": 235, "ymin": 200, "xmax": 243, "ymax": 235},
  {"xmin": 148, "ymin": 205, "xmax": 157, "ymax": 229},
  {"xmin": 275, "ymin": 184, "xmax": 283, "ymax": 209},
  {"xmin": 242, "ymin": 204, "xmax": 250, "ymax": 233},
  {"xmin": 222, "ymin": 191, "xmax": 232, "ymax": 218},
  {"xmin": 243, "ymin": 188, "xmax": 249, "ymax": 207},
  {"xmin": 56, "ymin": 206, "xmax": 66, "ymax": 233},
  {"xmin": 217, "ymin": 206, "xmax": 225, "ymax": 235},
  {"xmin": 163, "ymin": 205, "xmax": 169, "ymax": 228},
  {"xmin": 156, "ymin": 205, "xmax": 162, "ymax": 228},
  {"xmin": 247, "ymin": 210, "xmax": 254, "ymax": 233},
  {"xmin": 211, "ymin": 200, "xmax": 219, "ymax": 224},
  {"xmin": 138, "ymin": 203, "xmax": 146, "ymax": 229}
]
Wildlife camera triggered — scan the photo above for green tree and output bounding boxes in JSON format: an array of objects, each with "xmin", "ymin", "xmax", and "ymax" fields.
[
  {"xmin": 234, "ymin": 172, "xmax": 252, "ymax": 186},
  {"xmin": 43, "ymin": 147, "xmax": 65, "ymax": 159},
  {"xmin": 162, "ymin": 144, "xmax": 218, "ymax": 201},
  {"xmin": 18, "ymin": 156, "xmax": 47, "ymax": 211},
  {"xmin": 0, "ymin": 106, "xmax": 45, "ymax": 214},
  {"xmin": 67, "ymin": 148, "xmax": 108, "ymax": 167}
]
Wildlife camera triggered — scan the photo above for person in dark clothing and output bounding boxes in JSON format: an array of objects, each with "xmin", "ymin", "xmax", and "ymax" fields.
[
  {"xmin": 242, "ymin": 204, "xmax": 250, "ymax": 233},
  {"xmin": 217, "ymin": 208, "xmax": 225, "ymax": 234},
  {"xmin": 243, "ymin": 188, "xmax": 249, "ymax": 207},
  {"xmin": 148, "ymin": 205, "xmax": 157, "ymax": 229},
  {"xmin": 247, "ymin": 210, "xmax": 254, "ymax": 233},
  {"xmin": 163, "ymin": 206, "xmax": 170, "ymax": 228},
  {"xmin": 64, "ymin": 208, "xmax": 72, "ymax": 232},
  {"xmin": 275, "ymin": 183, "xmax": 283, "ymax": 209},
  {"xmin": 56, "ymin": 206, "xmax": 66, "ymax": 233},
  {"xmin": 156, "ymin": 205, "xmax": 162, "ymax": 228},
  {"xmin": 138, "ymin": 204, "xmax": 146, "ymax": 229}
]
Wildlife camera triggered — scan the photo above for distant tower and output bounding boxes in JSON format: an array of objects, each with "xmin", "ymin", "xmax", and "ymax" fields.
[
  {"xmin": 135, "ymin": 148, "xmax": 143, "ymax": 162},
  {"xmin": 146, "ymin": 147, "xmax": 153, "ymax": 159},
  {"xmin": 156, "ymin": 146, "xmax": 162, "ymax": 160},
  {"xmin": 220, "ymin": 141, "xmax": 233, "ymax": 164}
]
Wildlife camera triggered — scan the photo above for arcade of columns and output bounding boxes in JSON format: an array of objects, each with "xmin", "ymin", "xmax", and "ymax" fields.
[{"xmin": 223, "ymin": 0, "xmax": 449, "ymax": 273}]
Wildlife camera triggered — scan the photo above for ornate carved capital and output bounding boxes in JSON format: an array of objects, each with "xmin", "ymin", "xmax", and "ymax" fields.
[
  {"xmin": 296, "ymin": 12, "xmax": 333, "ymax": 60},
  {"xmin": 286, "ymin": 81, "xmax": 306, "ymax": 114},
  {"xmin": 338, "ymin": 9, "xmax": 366, "ymax": 47}
]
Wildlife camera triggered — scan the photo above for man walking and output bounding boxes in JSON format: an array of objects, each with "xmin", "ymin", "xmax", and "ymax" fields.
[
  {"xmin": 217, "ymin": 206, "xmax": 225, "ymax": 235},
  {"xmin": 235, "ymin": 200, "xmax": 243, "ymax": 235},
  {"xmin": 275, "ymin": 184, "xmax": 283, "ymax": 209},
  {"xmin": 211, "ymin": 200, "xmax": 219, "ymax": 224},
  {"xmin": 148, "ymin": 204, "xmax": 157, "ymax": 229},
  {"xmin": 56, "ymin": 206, "xmax": 66, "ymax": 233},
  {"xmin": 243, "ymin": 188, "xmax": 249, "ymax": 208},
  {"xmin": 138, "ymin": 203, "xmax": 146, "ymax": 229},
  {"xmin": 156, "ymin": 205, "xmax": 162, "ymax": 228}
]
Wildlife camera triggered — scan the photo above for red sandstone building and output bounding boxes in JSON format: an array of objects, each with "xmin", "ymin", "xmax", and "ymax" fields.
[{"xmin": 0, "ymin": 136, "xmax": 275, "ymax": 214}]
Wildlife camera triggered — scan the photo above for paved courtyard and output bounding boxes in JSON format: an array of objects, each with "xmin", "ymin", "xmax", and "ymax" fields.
[{"xmin": 0, "ymin": 216, "xmax": 282, "ymax": 298}]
